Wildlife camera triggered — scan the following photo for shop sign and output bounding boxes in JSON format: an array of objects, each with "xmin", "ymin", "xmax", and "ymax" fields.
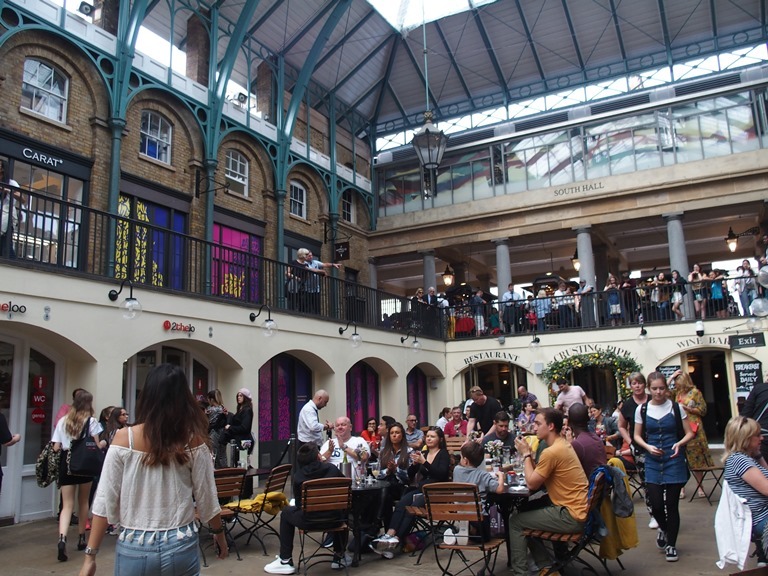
[
  {"xmin": 31, "ymin": 392, "xmax": 46, "ymax": 407},
  {"xmin": 31, "ymin": 408, "xmax": 45, "ymax": 424},
  {"xmin": 162, "ymin": 320, "xmax": 195, "ymax": 333},
  {"xmin": 462, "ymin": 351, "xmax": 520, "ymax": 365},
  {"xmin": 729, "ymin": 333, "xmax": 766, "ymax": 350},
  {"xmin": 735, "ymin": 361, "xmax": 763, "ymax": 394},
  {"xmin": 23, "ymin": 147, "xmax": 64, "ymax": 168},
  {"xmin": 334, "ymin": 242, "xmax": 350, "ymax": 262}
]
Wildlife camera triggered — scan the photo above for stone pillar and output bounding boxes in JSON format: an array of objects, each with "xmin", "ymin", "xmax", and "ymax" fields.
[
  {"xmin": 420, "ymin": 250, "xmax": 436, "ymax": 291},
  {"xmin": 186, "ymin": 11, "xmax": 210, "ymax": 86},
  {"xmin": 575, "ymin": 227, "xmax": 596, "ymax": 287},
  {"xmin": 664, "ymin": 212, "xmax": 694, "ymax": 320},
  {"xmin": 494, "ymin": 239, "xmax": 511, "ymax": 294},
  {"xmin": 575, "ymin": 227, "xmax": 597, "ymax": 328}
]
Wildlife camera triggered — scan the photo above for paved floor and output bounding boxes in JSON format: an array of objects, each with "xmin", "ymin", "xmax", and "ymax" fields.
[{"xmin": 0, "ymin": 474, "xmax": 755, "ymax": 575}]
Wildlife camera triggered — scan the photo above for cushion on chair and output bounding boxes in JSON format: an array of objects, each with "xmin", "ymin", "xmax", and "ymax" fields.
[{"xmin": 226, "ymin": 491, "xmax": 288, "ymax": 514}]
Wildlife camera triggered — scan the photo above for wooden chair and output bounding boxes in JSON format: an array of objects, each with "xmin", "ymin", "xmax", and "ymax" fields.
[
  {"xmin": 230, "ymin": 463, "xmax": 292, "ymax": 553},
  {"xmin": 197, "ymin": 467, "xmax": 245, "ymax": 567},
  {"xmin": 688, "ymin": 464, "xmax": 724, "ymax": 505},
  {"xmin": 423, "ymin": 482, "xmax": 505, "ymax": 576},
  {"xmin": 522, "ymin": 471, "xmax": 608, "ymax": 576},
  {"xmin": 297, "ymin": 477, "xmax": 352, "ymax": 575},
  {"xmin": 445, "ymin": 436, "xmax": 468, "ymax": 455}
]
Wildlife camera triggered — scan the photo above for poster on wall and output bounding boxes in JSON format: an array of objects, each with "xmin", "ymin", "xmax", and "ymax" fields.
[{"xmin": 734, "ymin": 361, "xmax": 763, "ymax": 398}]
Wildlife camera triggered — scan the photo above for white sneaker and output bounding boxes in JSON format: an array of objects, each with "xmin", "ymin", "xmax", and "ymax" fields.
[
  {"xmin": 648, "ymin": 517, "xmax": 658, "ymax": 529},
  {"xmin": 264, "ymin": 556, "xmax": 296, "ymax": 575},
  {"xmin": 331, "ymin": 554, "xmax": 351, "ymax": 570},
  {"xmin": 382, "ymin": 550, "xmax": 395, "ymax": 559}
]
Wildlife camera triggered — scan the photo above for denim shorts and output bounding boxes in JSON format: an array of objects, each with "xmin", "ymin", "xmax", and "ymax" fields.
[{"xmin": 115, "ymin": 521, "xmax": 200, "ymax": 576}]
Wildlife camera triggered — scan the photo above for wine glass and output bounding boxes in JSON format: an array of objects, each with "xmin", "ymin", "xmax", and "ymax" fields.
[{"xmin": 370, "ymin": 461, "xmax": 380, "ymax": 479}]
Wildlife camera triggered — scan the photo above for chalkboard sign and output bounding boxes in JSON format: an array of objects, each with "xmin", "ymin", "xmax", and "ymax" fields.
[
  {"xmin": 734, "ymin": 361, "xmax": 763, "ymax": 394},
  {"xmin": 657, "ymin": 365, "xmax": 681, "ymax": 381}
]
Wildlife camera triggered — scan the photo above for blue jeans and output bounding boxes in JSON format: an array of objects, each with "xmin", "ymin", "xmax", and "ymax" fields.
[{"xmin": 115, "ymin": 522, "xmax": 199, "ymax": 576}]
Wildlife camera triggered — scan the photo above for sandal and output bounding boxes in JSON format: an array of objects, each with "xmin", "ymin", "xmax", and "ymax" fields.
[
  {"xmin": 679, "ymin": 488, "xmax": 686, "ymax": 499},
  {"xmin": 697, "ymin": 488, "xmax": 706, "ymax": 499}
]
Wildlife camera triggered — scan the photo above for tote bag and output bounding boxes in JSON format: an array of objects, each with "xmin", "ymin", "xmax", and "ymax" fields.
[{"xmin": 67, "ymin": 418, "xmax": 104, "ymax": 477}]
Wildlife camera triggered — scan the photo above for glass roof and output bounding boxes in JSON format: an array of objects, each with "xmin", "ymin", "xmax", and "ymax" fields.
[{"xmin": 367, "ymin": 0, "xmax": 499, "ymax": 32}]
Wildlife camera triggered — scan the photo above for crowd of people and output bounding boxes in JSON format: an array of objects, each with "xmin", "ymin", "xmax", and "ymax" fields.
[
  {"xmin": 36, "ymin": 367, "xmax": 768, "ymax": 575},
  {"xmin": 400, "ymin": 258, "xmax": 765, "ymax": 339}
]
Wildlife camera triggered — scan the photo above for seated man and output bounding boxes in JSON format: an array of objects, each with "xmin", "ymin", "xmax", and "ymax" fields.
[
  {"xmin": 482, "ymin": 410, "xmax": 515, "ymax": 452},
  {"xmin": 588, "ymin": 403, "xmax": 621, "ymax": 450},
  {"xmin": 444, "ymin": 406, "xmax": 468, "ymax": 437},
  {"xmin": 405, "ymin": 414, "xmax": 425, "ymax": 450},
  {"xmin": 264, "ymin": 444, "xmax": 347, "ymax": 574},
  {"xmin": 453, "ymin": 441, "xmax": 505, "ymax": 541},
  {"xmin": 567, "ymin": 404, "xmax": 607, "ymax": 478},
  {"xmin": 320, "ymin": 416, "xmax": 369, "ymax": 482},
  {"xmin": 510, "ymin": 408, "xmax": 589, "ymax": 576}
]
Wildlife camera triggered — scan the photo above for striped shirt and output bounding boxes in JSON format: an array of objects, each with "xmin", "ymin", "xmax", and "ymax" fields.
[{"xmin": 724, "ymin": 452, "xmax": 768, "ymax": 529}]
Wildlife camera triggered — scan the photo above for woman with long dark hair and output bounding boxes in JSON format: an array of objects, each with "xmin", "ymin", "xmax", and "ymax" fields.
[
  {"xmin": 377, "ymin": 422, "xmax": 411, "ymax": 527},
  {"xmin": 634, "ymin": 371, "xmax": 695, "ymax": 563},
  {"xmin": 79, "ymin": 364, "xmax": 228, "ymax": 575},
  {"xmin": 52, "ymin": 390, "xmax": 104, "ymax": 561},
  {"xmin": 104, "ymin": 407, "xmax": 128, "ymax": 446},
  {"xmin": 371, "ymin": 426, "xmax": 450, "ymax": 558},
  {"xmin": 224, "ymin": 388, "xmax": 254, "ymax": 460}
]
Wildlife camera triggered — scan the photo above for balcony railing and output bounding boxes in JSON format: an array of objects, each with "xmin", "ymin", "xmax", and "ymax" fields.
[{"xmin": 0, "ymin": 186, "xmax": 746, "ymax": 340}]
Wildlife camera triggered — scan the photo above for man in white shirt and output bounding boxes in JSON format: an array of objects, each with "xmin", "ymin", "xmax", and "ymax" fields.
[
  {"xmin": 554, "ymin": 379, "xmax": 587, "ymax": 414},
  {"xmin": 500, "ymin": 283, "xmax": 522, "ymax": 333},
  {"xmin": 320, "ymin": 417, "xmax": 369, "ymax": 480},
  {"xmin": 297, "ymin": 390, "xmax": 331, "ymax": 448}
]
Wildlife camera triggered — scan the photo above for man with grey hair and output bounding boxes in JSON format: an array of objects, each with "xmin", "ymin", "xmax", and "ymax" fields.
[
  {"xmin": 305, "ymin": 250, "xmax": 340, "ymax": 314},
  {"xmin": 297, "ymin": 389, "xmax": 332, "ymax": 448}
]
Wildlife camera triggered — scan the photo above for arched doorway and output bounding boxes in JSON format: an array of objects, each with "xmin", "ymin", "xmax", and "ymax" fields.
[
  {"xmin": 460, "ymin": 362, "xmax": 531, "ymax": 412},
  {"xmin": 257, "ymin": 353, "xmax": 311, "ymax": 468},
  {"xmin": 346, "ymin": 361, "xmax": 380, "ymax": 433},
  {"xmin": 685, "ymin": 350, "xmax": 728, "ymax": 444}
]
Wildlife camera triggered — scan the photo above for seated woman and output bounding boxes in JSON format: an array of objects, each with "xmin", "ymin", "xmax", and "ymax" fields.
[
  {"xmin": 377, "ymin": 422, "xmax": 411, "ymax": 528},
  {"xmin": 361, "ymin": 417, "xmax": 382, "ymax": 459},
  {"xmin": 371, "ymin": 427, "xmax": 450, "ymax": 558},
  {"xmin": 723, "ymin": 416, "xmax": 768, "ymax": 550}
]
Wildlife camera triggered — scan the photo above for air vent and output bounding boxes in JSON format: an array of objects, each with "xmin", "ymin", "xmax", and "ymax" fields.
[
  {"xmin": 591, "ymin": 94, "xmax": 650, "ymax": 115},
  {"xmin": 675, "ymin": 73, "xmax": 741, "ymax": 97},
  {"xmin": 446, "ymin": 128, "xmax": 495, "ymax": 147},
  {"xmin": 391, "ymin": 148, "xmax": 417, "ymax": 162},
  {"xmin": 515, "ymin": 112, "xmax": 569, "ymax": 132}
]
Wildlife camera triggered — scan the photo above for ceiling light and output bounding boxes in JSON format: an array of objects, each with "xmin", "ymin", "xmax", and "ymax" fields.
[{"xmin": 442, "ymin": 264, "xmax": 455, "ymax": 287}]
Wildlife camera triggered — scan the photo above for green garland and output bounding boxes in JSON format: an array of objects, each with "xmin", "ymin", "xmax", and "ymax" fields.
[{"xmin": 542, "ymin": 350, "xmax": 642, "ymax": 402}]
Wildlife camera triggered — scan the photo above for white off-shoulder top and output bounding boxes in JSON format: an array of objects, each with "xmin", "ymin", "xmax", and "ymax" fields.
[{"xmin": 92, "ymin": 427, "xmax": 221, "ymax": 531}]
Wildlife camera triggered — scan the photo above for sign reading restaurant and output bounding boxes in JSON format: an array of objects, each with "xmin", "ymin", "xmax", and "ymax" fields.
[{"xmin": 462, "ymin": 351, "xmax": 520, "ymax": 365}]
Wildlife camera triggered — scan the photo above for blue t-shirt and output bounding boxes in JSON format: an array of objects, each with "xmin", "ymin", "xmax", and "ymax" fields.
[{"xmin": 724, "ymin": 452, "xmax": 768, "ymax": 531}]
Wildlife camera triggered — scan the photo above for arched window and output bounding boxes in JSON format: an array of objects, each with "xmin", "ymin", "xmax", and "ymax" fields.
[
  {"xmin": 289, "ymin": 180, "xmax": 307, "ymax": 219},
  {"xmin": 225, "ymin": 149, "xmax": 248, "ymax": 197},
  {"xmin": 140, "ymin": 111, "xmax": 172, "ymax": 164},
  {"xmin": 21, "ymin": 59, "xmax": 69, "ymax": 122},
  {"xmin": 345, "ymin": 361, "xmax": 380, "ymax": 433}
]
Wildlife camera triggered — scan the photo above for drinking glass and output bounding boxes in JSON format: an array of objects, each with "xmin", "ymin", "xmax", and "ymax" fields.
[{"xmin": 370, "ymin": 461, "xmax": 380, "ymax": 479}]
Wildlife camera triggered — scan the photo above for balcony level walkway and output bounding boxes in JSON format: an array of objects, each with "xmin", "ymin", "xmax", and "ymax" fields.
[{"xmin": 0, "ymin": 473, "xmax": 742, "ymax": 576}]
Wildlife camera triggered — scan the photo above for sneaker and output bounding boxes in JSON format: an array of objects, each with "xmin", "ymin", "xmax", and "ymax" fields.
[
  {"xmin": 665, "ymin": 545, "xmax": 679, "ymax": 562},
  {"xmin": 264, "ymin": 556, "xmax": 296, "ymax": 574},
  {"xmin": 648, "ymin": 517, "xmax": 658, "ymax": 529},
  {"xmin": 321, "ymin": 533, "xmax": 334, "ymax": 548},
  {"xmin": 382, "ymin": 550, "xmax": 395, "ymax": 560},
  {"xmin": 330, "ymin": 555, "xmax": 350, "ymax": 570},
  {"xmin": 656, "ymin": 530, "xmax": 667, "ymax": 550}
]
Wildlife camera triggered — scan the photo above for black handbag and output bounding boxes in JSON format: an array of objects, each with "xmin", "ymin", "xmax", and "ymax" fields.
[{"xmin": 67, "ymin": 418, "xmax": 104, "ymax": 477}]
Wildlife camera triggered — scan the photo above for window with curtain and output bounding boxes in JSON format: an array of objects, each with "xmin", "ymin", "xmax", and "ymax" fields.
[
  {"xmin": 406, "ymin": 367, "xmax": 429, "ymax": 426},
  {"xmin": 21, "ymin": 58, "xmax": 68, "ymax": 122},
  {"xmin": 345, "ymin": 361, "xmax": 380, "ymax": 433},
  {"xmin": 211, "ymin": 223, "xmax": 262, "ymax": 302}
]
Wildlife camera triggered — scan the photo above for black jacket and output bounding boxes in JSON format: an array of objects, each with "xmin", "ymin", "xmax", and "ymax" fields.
[{"xmin": 741, "ymin": 382, "xmax": 768, "ymax": 459}]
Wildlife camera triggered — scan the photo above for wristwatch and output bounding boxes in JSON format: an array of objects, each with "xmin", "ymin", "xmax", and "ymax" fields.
[{"xmin": 84, "ymin": 546, "xmax": 99, "ymax": 556}]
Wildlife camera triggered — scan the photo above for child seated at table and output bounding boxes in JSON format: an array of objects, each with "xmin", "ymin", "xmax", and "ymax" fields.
[{"xmin": 452, "ymin": 441, "xmax": 505, "ymax": 541}]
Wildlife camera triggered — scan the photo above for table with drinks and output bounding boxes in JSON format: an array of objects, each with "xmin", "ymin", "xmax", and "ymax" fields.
[
  {"xmin": 349, "ymin": 460, "xmax": 387, "ymax": 566},
  {"xmin": 487, "ymin": 451, "xmax": 533, "ymax": 567}
]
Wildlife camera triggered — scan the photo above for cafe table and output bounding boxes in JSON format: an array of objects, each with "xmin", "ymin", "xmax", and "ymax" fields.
[
  {"xmin": 349, "ymin": 479, "xmax": 389, "ymax": 566},
  {"xmin": 487, "ymin": 484, "xmax": 531, "ymax": 567}
]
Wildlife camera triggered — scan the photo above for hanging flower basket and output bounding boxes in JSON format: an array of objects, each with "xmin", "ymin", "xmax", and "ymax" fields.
[{"xmin": 542, "ymin": 350, "xmax": 642, "ymax": 403}]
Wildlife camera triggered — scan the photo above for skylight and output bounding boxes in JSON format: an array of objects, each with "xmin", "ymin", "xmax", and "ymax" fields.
[{"xmin": 367, "ymin": 0, "xmax": 499, "ymax": 33}]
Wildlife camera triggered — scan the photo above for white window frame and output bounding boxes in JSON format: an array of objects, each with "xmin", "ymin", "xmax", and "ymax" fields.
[
  {"xmin": 225, "ymin": 149, "xmax": 249, "ymax": 197},
  {"xmin": 289, "ymin": 180, "xmax": 307, "ymax": 219},
  {"xmin": 140, "ymin": 111, "xmax": 172, "ymax": 164},
  {"xmin": 341, "ymin": 189, "xmax": 355, "ymax": 223},
  {"xmin": 21, "ymin": 58, "xmax": 69, "ymax": 123}
]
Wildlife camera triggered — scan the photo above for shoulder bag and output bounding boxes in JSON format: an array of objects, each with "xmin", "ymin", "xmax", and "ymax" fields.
[
  {"xmin": 68, "ymin": 418, "xmax": 104, "ymax": 477},
  {"xmin": 35, "ymin": 442, "xmax": 60, "ymax": 487}
]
